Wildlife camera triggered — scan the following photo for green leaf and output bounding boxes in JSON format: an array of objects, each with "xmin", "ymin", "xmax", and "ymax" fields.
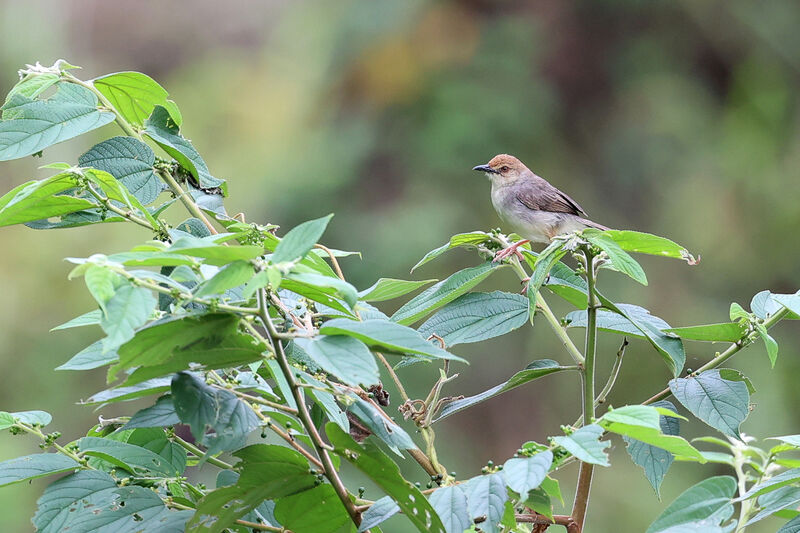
[
  {"xmin": 79, "ymin": 136, "xmax": 162, "ymax": 205},
  {"xmin": 171, "ymin": 371, "xmax": 260, "ymax": 454},
  {"xmin": 646, "ymin": 476, "xmax": 736, "ymax": 533},
  {"xmin": 327, "ymin": 423, "xmax": 446, "ymax": 533},
  {"xmin": 428, "ymin": 486, "xmax": 470, "ymax": 533},
  {"xmin": 603, "ymin": 230, "xmax": 696, "ymax": 263},
  {"xmin": 729, "ymin": 302, "xmax": 750, "ymax": 321},
  {"xmin": 194, "ymin": 260, "xmax": 254, "ymax": 298},
  {"xmin": 166, "ymin": 234, "xmax": 263, "ymax": 265},
  {"xmin": 11, "ymin": 410, "xmax": 52, "ymax": 427},
  {"xmin": 100, "ymin": 284, "xmax": 157, "ymax": 353},
  {"xmin": 779, "ymin": 516, "xmax": 800, "ymax": 533},
  {"xmin": 664, "ymin": 323, "xmax": 746, "ymax": 342},
  {"xmin": 320, "ymin": 318, "xmax": 464, "ymax": 362},
  {"xmin": 85, "ymin": 377, "xmax": 172, "ymax": 405},
  {"xmin": 295, "ymin": 335, "xmax": 378, "ymax": 387},
  {"xmin": 417, "ymin": 291, "xmax": 529, "ymax": 347},
  {"xmin": 552, "ymin": 424, "xmax": 610, "ymax": 466},
  {"xmin": 187, "ymin": 485, "xmax": 272, "ymax": 533},
  {"xmin": 391, "ymin": 262, "xmax": 502, "ymax": 325},
  {"xmin": 583, "ymin": 229, "xmax": 648, "ymax": 285},
  {"xmin": 0, "ymin": 453, "xmax": 79, "ymax": 487},
  {"xmin": 0, "ymin": 412, "xmax": 13, "ymax": 430},
  {"xmin": 411, "ymin": 231, "xmax": 492, "ymax": 272},
  {"xmin": 596, "ymin": 298, "xmax": 686, "ymax": 376},
  {"xmin": 33, "ymin": 470, "xmax": 191, "ymax": 533},
  {"xmin": 435, "ymin": 360, "xmax": 570, "ymax": 421},
  {"xmin": 273, "ymin": 484, "xmax": 351, "ymax": 533},
  {"xmin": 462, "ymin": 473, "xmax": 507, "ymax": 533},
  {"xmin": 284, "ymin": 271, "xmax": 358, "ymax": 308},
  {"xmin": 755, "ymin": 323, "xmax": 779, "ymax": 367},
  {"xmin": 144, "ymin": 106, "xmax": 224, "ymax": 190},
  {"xmin": 359, "ymin": 496, "xmax": 400, "ymax": 532},
  {"xmin": 51, "ymin": 309, "xmax": 102, "ymax": 331},
  {"xmin": 56, "ymin": 340, "xmax": 118, "ymax": 371},
  {"xmin": 502, "ymin": 451, "xmax": 553, "ymax": 500},
  {"xmin": 623, "ymin": 400, "xmax": 680, "ymax": 497},
  {"xmin": 123, "ymin": 428, "xmax": 187, "ymax": 477},
  {"xmin": 669, "ymin": 369, "xmax": 750, "ymax": 439},
  {"xmin": 741, "ymin": 468, "xmax": 800, "ymax": 500},
  {"xmin": 271, "ymin": 214, "xmax": 334, "ymax": 264},
  {"xmin": 747, "ymin": 486, "xmax": 800, "ymax": 525},
  {"xmin": 0, "ymin": 83, "xmax": 115, "ymax": 161},
  {"xmin": 599, "ymin": 406, "xmax": 704, "ymax": 461},
  {"xmin": 771, "ymin": 293, "xmax": 800, "ymax": 319},
  {"xmin": 111, "ymin": 313, "xmax": 265, "ymax": 381},
  {"xmin": 544, "ymin": 260, "xmax": 589, "ymax": 308},
  {"xmin": 125, "ymin": 396, "xmax": 181, "ymax": 428},
  {"xmin": 5, "ymin": 73, "xmax": 59, "ymax": 102},
  {"xmin": 235, "ymin": 444, "xmax": 316, "ymax": 496},
  {"xmin": 0, "ymin": 172, "xmax": 96, "ymax": 227},
  {"xmin": 359, "ymin": 278, "xmax": 437, "ymax": 302},
  {"xmin": 85, "ymin": 265, "xmax": 120, "ymax": 314},
  {"xmin": 523, "ymin": 239, "xmax": 568, "ymax": 310},
  {"xmin": 77, "ymin": 436, "xmax": 182, "ymax": 477},
  {"xmin": 346, "ymin": 397, "xmax": 417, "ymax": 452},
  {"xmin": 94, "ymin": 71, "xmax": 182, "ymax": 127}
]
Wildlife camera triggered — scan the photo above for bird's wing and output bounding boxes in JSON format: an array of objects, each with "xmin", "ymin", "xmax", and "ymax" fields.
[{"xmin": 515, "ymin": 178, "xmax": 587, "ymax": 216}]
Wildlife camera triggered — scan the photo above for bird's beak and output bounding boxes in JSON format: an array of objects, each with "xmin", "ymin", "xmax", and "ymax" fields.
[{"xmin": 472, "ymin": 164, "xmax": 498, "ymax": 174}]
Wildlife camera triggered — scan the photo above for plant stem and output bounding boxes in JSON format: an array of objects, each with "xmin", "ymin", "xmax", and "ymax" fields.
[
  {"xmin": 249, "ymin": 407, "xmax": 324, "ymax": 470},
  {"xmin": 84, "ymin": 183, "xmax": 158, "ymax": 231},
  {"xmin": 13, "ymin": 423, "xmax": 83, "ymax": 463},
  {"xmin": 257, "ymin": 290, "xmax": 361, "ymax": 527},
  {"xmin": 155, "ymin": 168, "xmax": 219, "ymax": 235},
  {"xmin": 376, "ymin": 352, "xmax": 410, "ymax": 403},
  {"xmin": 595, "ymin": 338, "xmax": 627, "ymax": 407},
  {"xmin": 643, "ymin": 307, "xmax": 789, "ymax": 405},
  {"xmin": 571, "ymin": 247, "xmax": 599, "ymax": 531},
  {"xmin": 504, "ymin": 253, "xmax": 585, "ymax": 365},
  {"xmin": 172, "ymin": 435, "xmax": 233, "ymax": 470}
]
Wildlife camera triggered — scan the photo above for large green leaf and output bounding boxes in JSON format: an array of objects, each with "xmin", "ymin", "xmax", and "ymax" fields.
[
  {"xmin": 100, "ymin": 284, "xmax": 157, "ymax": 353},
  {"xmin": 359, "ymin": 277, "xmax": 437, "ymax": 302},
  {"xmin": 77, "ymin": 436, "xmax": 182, "ymax": 477},
  {"xmin": 740, "ymin": 468, "xmax": 800, "ymax": 500},
  {"xmin": 434, "ymin": 360, "xmax": 571, "ymax": 422},
  {"xmin": 319, "ymin": 318, "xmax": 463, "ymax": 361},
  {"xmin": 0, "ymin": 453, "xmax": 79, "ymax": 487},
  {"xmin": 502, "ymin": 451, "xmax": 553, "ymax": 500},
  {"xmin": 166, "ymin": 234, "xmax": 263, "ymax": 265},
  {"xmin": 283, "ymin": 271, "xmax": 358, "ymax": 308},
  {"xmin": 94, "ymin": 71, "xmax": 182, "ymax": 127},
  {"xmin": 603, "ymin": 230, "xmax": 696, "ymax": 263},
  {"xmin": 623, "ymin": 400, "xmax": 680, "ymax": 496},
  {"xmin": 391, "ymin": 262, "xmax": 502, "ymax": 325},
  {"xmin": 552, "ymin": 425, "xmax": 610, "ymax": 466},
  {"xmin": 418, "ymin": 291, "xmax": 529, "ymax": 346},
  {"xmin": 428, "ymin": 486, "xmax": 470, "ymax": 533},
  {"xmin": 359, "ymin": 496, "xmax": 400, "ymax": 532},
  {"xmin": 144, "ymin": 106, "xmax": 224, "ymax": 190},
  {"xmin": 747, "ymin": 486, "xmax": 800, "ymax": 525},
  {"xmin": 0, "ymin": 410, "xmax": 52, "ymax": 429},
  {"xmin": 411, "ymin": 231, "xmax": 492, "ymax": 272},
  {"xmin": 188, "ymin": 444, "xmax": 317, "ymax": 533},
  {"xmin": 33, "ymin": 470, "xmax": 191, "ymax": 533},
  {"xmin": 779, "ymin": 515, "xmax": 800, "ymax": 532},
  {"xmin": 0, "ymin": 172, "xmax": 96, "ymax": 227},
  {"xmin": 583, "ymin": 229, "xmax": 647, "ymax": 284},
  {"xmin": 0, "ymin": 83, "xmax": 115, "ymax": 161},
  {"xmin": 271, "ymin": 214, "xmax": 334, "ymax": 264},
  {"xmin": 171, "ymin": 372, "xmax": 259, "ymax": 454},
  {"xmin": 273, "ymin": 484, "xmax": 351, "ymax": 533},
  {"xmin": 327, "ymin": 423, "xmax": 446, "ymax": 533},
  {"xmin": 646, "ymin": 476, "xmax": 736, "ymax": 533},
  {"xmin": 347, "ymin": 397, "xmax": 416, "ymax": 452},
  {"xmin": 125, "ymin": 396, "xmax": 181, "ymax": 429},
  {"xmin": 664, "ymin": 323, "xmax": 746, "ymax": 342},
  {"xmin": 4, "ymin": 72, "xmax": 59, "ymax": 102},
  {"xmin": 51, "ymin": 309, "xmax": 102, "ymax": 331},
  {"xmin": 523, "ymin": 239, "xmax": 567, "ymax": 311},
  {"xmin": 598, "ymin": 406, "xmax": 703, "ymax": 461},
  {"xmin": 295, "ymin": 335, "xmax": 378, "ymax": 387},
  {"xmin": 85, "ymin": 377, "xmax": 171, "ymax": 405},
  {"xmin": 194, "ymin": 260, "xmax": 255, "ymax": 298},
  {"xmin": 461, "ymin": 473, "xmax": 507, "ymax": 533},
  {"xmin": 669, "ymin": 369, "xmax": 750, "ymax": 439},
  {"xmin": 79, "ymin": 136, "xmax": 162, "ymax": 205}
]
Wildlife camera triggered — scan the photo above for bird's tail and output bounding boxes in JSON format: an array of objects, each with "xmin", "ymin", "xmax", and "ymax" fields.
[{"xmin": 580, "ymin": 217, "xmax": 610, "ymax": 231}]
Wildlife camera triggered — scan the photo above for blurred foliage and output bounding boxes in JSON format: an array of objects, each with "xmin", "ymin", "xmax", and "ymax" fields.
[{"xmin": 0, "ymin": 0, "xmax": 799, "ymax": 531}]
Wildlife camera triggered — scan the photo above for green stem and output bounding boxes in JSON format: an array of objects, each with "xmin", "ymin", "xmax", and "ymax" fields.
[
  {"xmin": 172, "ymin": 435, "xmax": 233, "ymax": 470},
  {"xmin": 257, "ymin": 290, "xmax": 362, "ymax": 527},
  {"xmin": 155, "ymin": 168, "xmax": 219, "ymax": 235},
  {"xmin": 571, "ymin": 247, "xmax": 599, "ymax": 531},
  {"xmin": 595, "ymin": 338, "xmax": 627, "ymax": 408},
  {"xmin": 84, "ymin": 183, "xmax": 157, "ymax": 231},
  {"xmin": 643, "ymin": 307, "xmax": 789, "ymax": 405},
  {"xmin": 13, "ymin": 423, "xmax": 83, "ymax": 463},
  {"xmin": 504, "ymin": 253, "xmax": 585, "ymax": 365}
]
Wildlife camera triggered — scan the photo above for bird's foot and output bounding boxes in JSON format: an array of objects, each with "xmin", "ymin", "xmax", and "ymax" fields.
[
  {"xmin": 493, "ymin": 239, "xmax": 530, "ymax": 263},
  {"xmin": 520, "ymin": 277, "xmax": 530, "ymax": 295}
]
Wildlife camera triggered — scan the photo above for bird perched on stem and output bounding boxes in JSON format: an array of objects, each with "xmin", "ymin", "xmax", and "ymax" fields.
[{"xmin": 473, "ymin": 154, "xmax": 608, "ymax": 261}]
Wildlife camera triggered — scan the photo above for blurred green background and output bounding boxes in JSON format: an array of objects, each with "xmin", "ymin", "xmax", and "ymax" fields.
[{"xmin": 1, "ymin": 0, "xmax": 800, "ymax": 531}]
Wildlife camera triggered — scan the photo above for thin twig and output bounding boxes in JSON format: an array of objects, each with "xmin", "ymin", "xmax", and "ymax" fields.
[
  {"xmin": 314, "ymin": 243, "xmax": 345, "ymax": 280},
  {"xmin": 595, "ymin": 337, "xmax": 627, "ymax": 407},
  {"xmin": 172, "ymin": 435, "xmax": 233, "ymax": 470},
  {"xmin": 250, "ymin": 407, "xmax": 323, "ymax": 470}
]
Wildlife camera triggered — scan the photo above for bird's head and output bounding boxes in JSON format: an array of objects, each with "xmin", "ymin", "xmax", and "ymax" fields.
[{"xmin": 472, "ymin": 154, "xmax": 528, "ymax": 183}]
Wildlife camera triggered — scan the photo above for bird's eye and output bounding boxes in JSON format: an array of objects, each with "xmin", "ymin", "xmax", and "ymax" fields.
[{"xmin": 500, "ymin": 166, "xmax": 509, "ymax": 173}]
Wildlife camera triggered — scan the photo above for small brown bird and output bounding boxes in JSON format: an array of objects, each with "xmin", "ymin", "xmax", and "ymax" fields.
[{"xmin": 473, "ymin": 154, "xmax": 608, "ymax": 261}]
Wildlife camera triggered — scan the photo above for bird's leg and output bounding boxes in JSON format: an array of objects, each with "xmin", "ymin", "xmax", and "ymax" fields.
[{"xmin": 493, "ymin": 239, "xmax": 530, "ymax": 263}]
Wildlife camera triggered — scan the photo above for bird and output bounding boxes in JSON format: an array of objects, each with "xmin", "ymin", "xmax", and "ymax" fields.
[{"xmin": 473, "ymin": 154, "xmax": 608, "ymax": 261}]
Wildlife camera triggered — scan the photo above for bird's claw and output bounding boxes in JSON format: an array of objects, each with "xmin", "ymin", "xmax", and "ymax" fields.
[{"xmin": 493, "ymin": 240, "xmax": 530, "ymax": 263}]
